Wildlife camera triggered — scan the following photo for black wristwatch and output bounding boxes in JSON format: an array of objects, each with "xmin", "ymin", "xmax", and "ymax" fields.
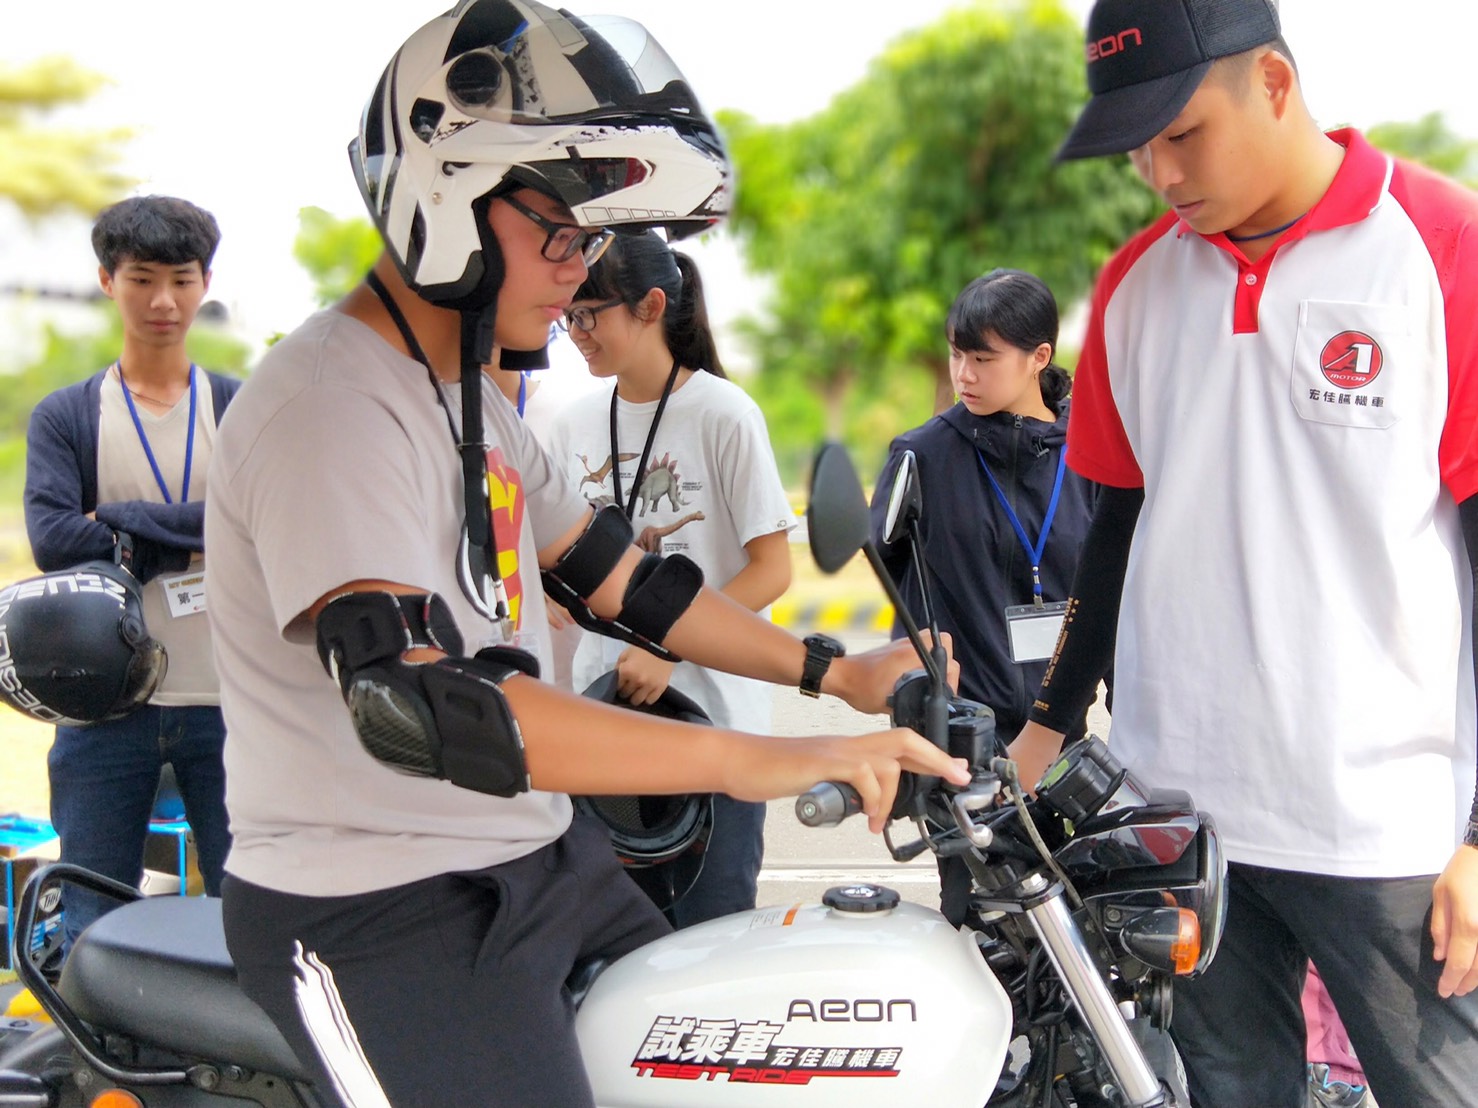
[
  {"xmin": 800, "ymin": 634, "xmax": 846, "ymax": 698},
  {"xmin": 1464, "ymin": 816, "xmax": 1478, "ymax": 849}
]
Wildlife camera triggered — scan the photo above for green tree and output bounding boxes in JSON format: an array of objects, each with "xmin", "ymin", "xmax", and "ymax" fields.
[
  {"xmin": 293, "ymin": 206, "xmax": 382, "ymax": 306},
  {"xmin": 721, "ymin": 0, "xmax": 1157, "ymax": 442},
  {"xmin": 1367, "ymin": 112, "xmax": 1478, "ymax": 190},
  {"xmin": 0, "ymin": 56, "xmax": 133, "ymax": 217}
]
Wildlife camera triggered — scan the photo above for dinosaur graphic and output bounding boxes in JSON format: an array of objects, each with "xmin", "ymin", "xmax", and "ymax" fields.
[
  {"xmin": 577, "ymin": 452, "xmax": 638, "ymax": 493},
  {"xmin": 635, "ymin": 453, "xmax": 688, "ymax": 516},
  {"xmin": 636, "ymin": 511, "xmax": 706, "ymax": 553}
]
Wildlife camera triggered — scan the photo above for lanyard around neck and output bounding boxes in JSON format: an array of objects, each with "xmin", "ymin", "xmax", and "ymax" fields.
[
  {"xmin": 976, "ymin": 445, "xmax": 1068, "ymax": 607},
  {"xmin": 609, "ymin": 359, "xmax": 681, "ymax": 520},
  {"xmin": 364, "ymin": 271, "xmax": 515, "ymax": 633},
  {"xmin": 118, "ymin": 362, "xmax": 197, "ymax": 505}
]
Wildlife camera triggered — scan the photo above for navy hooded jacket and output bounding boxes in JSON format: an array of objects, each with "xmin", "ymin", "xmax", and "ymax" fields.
[{"xmin": 869, "ymin": 400, "xmax": 1099, "ymax": 740}]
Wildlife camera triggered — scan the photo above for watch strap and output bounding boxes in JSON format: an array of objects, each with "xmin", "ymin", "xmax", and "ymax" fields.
[{"xmin": 800, "ymin": 634, "xmax": 845, "ymax": 699}]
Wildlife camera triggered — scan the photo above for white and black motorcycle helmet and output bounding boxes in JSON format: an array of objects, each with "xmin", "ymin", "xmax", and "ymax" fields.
[
  {"xmin": 573, "ymin": 669, "xmax": 714, "ymax": 876},
  {"xmin": 0, "ymin": 561, "xmax": 166, "ymax": 726},
  {"xmin": 349, "ymin": 0, "xmax": 731, "ymax": 312}
]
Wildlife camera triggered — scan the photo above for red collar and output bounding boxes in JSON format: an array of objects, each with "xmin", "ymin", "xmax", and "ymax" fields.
[{"xmin": 1180, "ymin": 129, "xmax": 1393, "ymax": 259}]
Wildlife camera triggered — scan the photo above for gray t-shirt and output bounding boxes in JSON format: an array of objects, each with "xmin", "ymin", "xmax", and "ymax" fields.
[{"xmin": 207, "ymin": 311, "xmax": 588, "ymax": 896}]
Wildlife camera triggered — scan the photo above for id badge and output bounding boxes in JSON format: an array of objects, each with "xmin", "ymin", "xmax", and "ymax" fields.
[
  {"xmin": 1005, "ymin": 601, "xmax": 1068, "ymax": 663},
  {"xmin": 159, "ymin": 570, "xmax": 207, "ymax": 618}
]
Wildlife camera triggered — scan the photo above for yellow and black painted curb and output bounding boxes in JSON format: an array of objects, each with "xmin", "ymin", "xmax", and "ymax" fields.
[{"xmin": 772, "ymin": 596, "xmax": 894, "ymax": 634}]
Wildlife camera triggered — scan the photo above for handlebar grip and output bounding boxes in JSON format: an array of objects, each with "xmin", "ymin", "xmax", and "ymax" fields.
[{"xmin": 795, "ymin": 782, "xmax": 864, "ymax": 827}]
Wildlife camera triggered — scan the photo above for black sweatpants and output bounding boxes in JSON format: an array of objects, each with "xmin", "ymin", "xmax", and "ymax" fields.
[
  {"xmin": 222, "ymin": 816, "xmax": 670, "ymax": 1107},
  {"xmin": 1173, "ymin": 862, "xmax": 1478, "ymax": 1108}
]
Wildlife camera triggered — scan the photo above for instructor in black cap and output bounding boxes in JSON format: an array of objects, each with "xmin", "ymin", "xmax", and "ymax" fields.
[{"xmin": 1010, "ymin": 1, "xmax": 1478, "ymax": 1105}]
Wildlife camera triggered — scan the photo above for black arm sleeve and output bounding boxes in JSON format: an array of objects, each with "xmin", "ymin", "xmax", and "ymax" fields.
[
  {"xmin": 1457, "ymin": 495, "xmax": 1478, "ymax": 824},
  {"xmin": 1027, "ymin": 484, "xmax": 1143, "ymax": 734}
]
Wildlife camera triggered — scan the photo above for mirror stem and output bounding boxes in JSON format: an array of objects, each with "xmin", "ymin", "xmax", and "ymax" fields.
[
  {"xmin": 906, "ymin": 519, "xmax": 934, "ymax": 630},
  {"xmin": 862, "ymin": 541, "xmax": 944, "ymax": 690}
]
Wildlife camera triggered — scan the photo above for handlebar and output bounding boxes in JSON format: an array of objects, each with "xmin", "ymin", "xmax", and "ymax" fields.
[{"xmin": 795, "ymin": 781, "xmax": 864, "ymax": 827}]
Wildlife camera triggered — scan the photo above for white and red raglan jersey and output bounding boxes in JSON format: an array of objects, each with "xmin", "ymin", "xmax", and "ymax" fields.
[{"xmin": 1069, "ymin": 129, "xmax": 1478, "ymax": 876}]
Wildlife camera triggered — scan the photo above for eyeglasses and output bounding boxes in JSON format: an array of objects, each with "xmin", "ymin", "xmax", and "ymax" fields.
[
  {"xmin": 501, "ymin": 193, "xmax": 614, "ymax": 266},
  {"xmin": 556, "ymin": 299, "xmax": 624, "ymax": 333}
]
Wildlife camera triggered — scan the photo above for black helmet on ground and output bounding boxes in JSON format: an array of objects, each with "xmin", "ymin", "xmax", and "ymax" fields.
[{"xmin": 0, "ymin": 561, "xmax": 166, "ymax": 726}]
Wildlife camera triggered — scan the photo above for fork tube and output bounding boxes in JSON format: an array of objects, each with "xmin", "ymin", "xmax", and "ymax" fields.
[{"xmin": 1022, "ymin": 883, "xmax": 1165, "ymax": 1107}]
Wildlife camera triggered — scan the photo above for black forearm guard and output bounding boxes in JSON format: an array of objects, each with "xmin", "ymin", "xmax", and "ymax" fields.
[
  {"xmin": 1028, "ymin": 484, "xmax": 1143, "ymax": 734},
  {"xmin": 1458, "ymin": 495, "xmax": 1478, "ymax": 825},
  {"xmin": 541, "ymin": 504, "xmax": 704, "ymax": 661}
]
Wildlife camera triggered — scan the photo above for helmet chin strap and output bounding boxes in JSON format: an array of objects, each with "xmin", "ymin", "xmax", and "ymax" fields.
[{"xmin": 458, "ymin": 303, "xmax": 516, "ymax": 636}]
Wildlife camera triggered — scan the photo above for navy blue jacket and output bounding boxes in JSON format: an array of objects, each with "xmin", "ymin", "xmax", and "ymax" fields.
[
  {"xmin": 869, "ymin": 400, "xmax": 1099, "ymax": 740},
  {"xmin": 24, "ymin": 367, "xmax": 243, "ymax": 583}
]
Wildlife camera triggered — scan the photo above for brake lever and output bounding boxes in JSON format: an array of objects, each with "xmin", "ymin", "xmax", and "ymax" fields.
[{"xmin": 948, "ymin": 773, "xmax": 1003, "ymax": 849}]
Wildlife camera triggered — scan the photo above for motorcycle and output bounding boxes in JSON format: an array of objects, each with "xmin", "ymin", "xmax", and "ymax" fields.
[{"xmin": 0, "ymin": 443, "xmax": 1226, "ymax": 1107}]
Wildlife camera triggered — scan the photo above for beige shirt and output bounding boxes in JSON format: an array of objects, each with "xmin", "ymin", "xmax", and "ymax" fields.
[{"xmin": 96, "ymin": 366, "xmax": 219, "ymax": 705}]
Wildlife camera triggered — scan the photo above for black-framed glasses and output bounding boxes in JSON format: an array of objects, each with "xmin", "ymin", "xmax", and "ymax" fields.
[
  {"xmin": 556, "ymin": 299, "xmax": 624, "ymax": 333},
  {"xmin": 501, "ymin": 193, "xmax": 614, "ymax": 266}
]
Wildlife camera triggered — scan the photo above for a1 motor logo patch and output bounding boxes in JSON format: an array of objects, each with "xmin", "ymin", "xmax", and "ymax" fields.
[{"xmin": 1319, "ymin": 330, "xmax": 1383, "ymax": 390}]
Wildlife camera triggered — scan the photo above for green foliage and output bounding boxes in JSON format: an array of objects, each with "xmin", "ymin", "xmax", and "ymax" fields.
[
  {"xmin": 720, "ymin": 0, "xmax": 1158, "ymax": 458},
  {"xmin": 293, "ymin": 206, "xmax": 382, "ymax": 306},
  {"xmin": 1367, "ymin": 112, "xmax": 1478, "ymax": 189},
  {"xmin": 0, "ymin": 56, "xmax": 133, "ymax": 218}
]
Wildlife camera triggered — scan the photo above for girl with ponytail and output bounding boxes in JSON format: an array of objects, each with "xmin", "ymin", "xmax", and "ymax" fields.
[
  {"xmin": 869, "ymin": 268, "xmax": 1101, "ymax": 928},
  {"xmin": 544, "ymin": 231, "xmax": 796, "ymax": 927}
]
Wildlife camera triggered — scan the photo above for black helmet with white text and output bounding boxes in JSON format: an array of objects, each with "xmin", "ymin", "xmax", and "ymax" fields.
[
  {"xmin": 349, "ymin": 0, "xmax": 731, "ymax": 312},
  {"xmin": 0, "ymin": 561, "xmax": 166, "ymax": 726}
]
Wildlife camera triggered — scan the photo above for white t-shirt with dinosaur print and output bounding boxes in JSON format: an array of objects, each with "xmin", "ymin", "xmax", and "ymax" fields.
[{"xmin": 544, "ymin": 370, "xmax": 797, "ymax": 733}]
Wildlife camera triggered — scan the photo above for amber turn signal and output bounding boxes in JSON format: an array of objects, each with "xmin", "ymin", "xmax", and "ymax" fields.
[
  {"xmin": 90, "ymin": 1090, "xmax": 145, "ymax": 1107},
  {"xmin": 1117, "ymin": 906, "xmax": 1202, "ymax": 976}
]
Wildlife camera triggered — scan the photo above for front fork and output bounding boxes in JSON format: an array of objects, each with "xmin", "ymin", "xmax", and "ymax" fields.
[{"xmin": 1018, "ymin": 874, "xmax": 1168, "ymax": 1107}]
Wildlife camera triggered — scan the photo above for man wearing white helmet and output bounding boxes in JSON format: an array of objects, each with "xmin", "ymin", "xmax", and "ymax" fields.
[{"xmin": 204, "ymin": 4, "xmax": 967, "ymax": 1104}]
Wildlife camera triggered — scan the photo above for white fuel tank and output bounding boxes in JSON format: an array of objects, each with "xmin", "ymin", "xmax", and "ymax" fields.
[{"xmin": 577, "ymin": 884, "xmax": 1012, "ymax": 1107}]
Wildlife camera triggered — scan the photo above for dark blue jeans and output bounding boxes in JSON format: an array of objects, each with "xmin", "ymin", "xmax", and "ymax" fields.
[
  {"xmin": 667, "ymin": 794, "xmax": 766, "ymax": 928},
  {"xmin": 48, "ymin": 704, "xmax": 231, "ymax": 944},
  {"xmin": 1173, "ymin": 861, "xmax": 1478, "ymax": 1108}
]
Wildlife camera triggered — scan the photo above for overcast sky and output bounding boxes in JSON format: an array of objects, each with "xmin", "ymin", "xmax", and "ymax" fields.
[{"xmin": 4, "ymin": 0, "xmax": 1474, "ymax": 376}]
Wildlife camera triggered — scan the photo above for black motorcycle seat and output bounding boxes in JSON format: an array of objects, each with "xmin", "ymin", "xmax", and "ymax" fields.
[{"xmin": 59, "ymin": 895, "xmax": 314, "ymax": 1081}]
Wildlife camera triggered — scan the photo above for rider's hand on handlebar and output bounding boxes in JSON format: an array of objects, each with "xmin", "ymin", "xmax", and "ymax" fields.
[
  {"xmin": 823, "ymin": 631, "xmax": 959, "ymax": 716},
  {"xmin": 723, "ymin": 728, "xmax": 970, "ymax": 833}
]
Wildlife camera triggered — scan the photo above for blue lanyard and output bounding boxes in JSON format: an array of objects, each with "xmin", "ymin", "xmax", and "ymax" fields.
[
  {"xmin": 119, "ymin": 363, "xmax": 197, "ymax": 505},
  {"xmin": 517, "ymin": 370, "xmax": 530, "ymax": 418},
  {"xmin": 976, "ymin": 446, "xmax": 1067, "ymax": 607}
]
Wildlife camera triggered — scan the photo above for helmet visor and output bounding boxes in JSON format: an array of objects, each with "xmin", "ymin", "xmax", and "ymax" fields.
[{"xmin": 425, "ymin": 15, "xmax": 705, "ymax": 134}]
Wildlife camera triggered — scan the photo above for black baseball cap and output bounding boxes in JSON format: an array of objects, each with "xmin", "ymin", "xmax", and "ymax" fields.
[{"xmin": 1057, "ymin": 0, "xmax": 1281, "ymax": 161}]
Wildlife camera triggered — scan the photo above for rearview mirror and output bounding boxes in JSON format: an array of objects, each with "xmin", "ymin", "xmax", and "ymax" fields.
[
  {"xmin": 882, "ymin": 449, "xmax": 922, "ymax": 547},
  {"xmin": 807, "ymin": 443, "xmax": 870, "ymax": 574}
]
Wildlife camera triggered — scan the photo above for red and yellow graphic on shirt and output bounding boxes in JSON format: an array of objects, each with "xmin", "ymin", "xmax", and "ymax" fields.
[{"xmin": 485, "ymin": 446, "xmax": 526, "ymax": 627}]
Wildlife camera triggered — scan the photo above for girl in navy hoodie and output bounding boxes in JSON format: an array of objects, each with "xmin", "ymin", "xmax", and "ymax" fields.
[{"xmin": 870, "ymin": 268, "xmax": 1100, "ymax": 926}]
